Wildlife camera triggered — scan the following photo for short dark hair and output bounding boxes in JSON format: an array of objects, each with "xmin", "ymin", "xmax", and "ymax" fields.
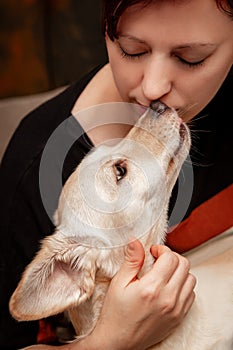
[{"xmin": 102, "ymin": 0, "xmax": 233, "ymax": 40}]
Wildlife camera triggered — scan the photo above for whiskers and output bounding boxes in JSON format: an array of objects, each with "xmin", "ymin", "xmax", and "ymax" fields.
[{"xmin": 178, "ymin": 105, "xmax": 213, "ymax": 168}]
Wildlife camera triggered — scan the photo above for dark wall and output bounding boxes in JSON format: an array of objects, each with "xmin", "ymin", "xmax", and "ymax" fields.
[{"xmin": 0, "ymin": 0, "xmax": 107, "ymax": 98}]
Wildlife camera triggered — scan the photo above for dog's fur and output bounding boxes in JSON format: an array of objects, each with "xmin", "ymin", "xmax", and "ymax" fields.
[{"xmin": 10, "ymin": 107, "xmax": 233, "ymax": 349}]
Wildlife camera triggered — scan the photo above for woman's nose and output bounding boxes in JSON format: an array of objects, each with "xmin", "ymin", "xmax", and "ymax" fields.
[{"xmin": 142, "ymin": 57, "xmax": 172, "ymax": 101}]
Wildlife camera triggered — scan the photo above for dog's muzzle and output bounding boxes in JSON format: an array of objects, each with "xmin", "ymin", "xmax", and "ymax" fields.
[{"xmin": 150, "ymin": 100, "xmax": 168, "ymax": 117}]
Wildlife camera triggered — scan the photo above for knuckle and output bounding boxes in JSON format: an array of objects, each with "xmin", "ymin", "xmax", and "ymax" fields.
[
  {"xmin": 166, "ymin": 251, "xmax": 179, "ymax": 266},
  {"xmin": 166, "ymin": 297, "xmax": 186, "ymax": 322},
  {"xmin": 179, "ymin": 255, "xmax": 191, "ymax": 272},
  {"xmin": 183, "ymin": 257, "xmax": 191, "ymax": 270},
  {"xmin": 171, "ymin": 305, "xmax": 184, "ymax": 324},
  {"xmin": 190, "ymin": 290, "xmax": 196, "ymax": 303},
  {"xmin": 140, "ymin": 284, "xmax": 158, "ymax": 302},
  {"xmin": 160, "ymin": 295, "xmax": 177, "ymax": 315},
  {"xmin": 188, "ymin": 273, "xmax": 197, "ymax": 288}
]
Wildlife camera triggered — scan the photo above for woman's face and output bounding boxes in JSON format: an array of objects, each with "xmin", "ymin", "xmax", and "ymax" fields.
[{"xmin": 105, "ymin": 0, "xmax": 233, "ymax": 121}]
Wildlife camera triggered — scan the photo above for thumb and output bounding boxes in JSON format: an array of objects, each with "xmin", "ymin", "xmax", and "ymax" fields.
[{"xmin": 116, "ymin": 239, "xmax": 145, "ymax": 286}]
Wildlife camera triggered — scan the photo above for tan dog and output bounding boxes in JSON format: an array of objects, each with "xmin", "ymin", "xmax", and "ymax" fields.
[{"xmin": 10, "ymin": 104, "xmax": 233, "ymax": 349}]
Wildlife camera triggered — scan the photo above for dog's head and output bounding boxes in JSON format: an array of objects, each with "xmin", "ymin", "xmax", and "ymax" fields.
[
  {"xmin": 10, "ymin": 103, "xmax": 191, "ymax": 331},
  {"xmin": 55, "ymin": 103, "xmax": 190, "ymax": 247}
]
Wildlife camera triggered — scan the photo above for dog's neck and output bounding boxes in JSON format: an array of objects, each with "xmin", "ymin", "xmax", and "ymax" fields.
[{"xmin": 69, "ymin": 218, "xmax": 167, "ymax": 339}]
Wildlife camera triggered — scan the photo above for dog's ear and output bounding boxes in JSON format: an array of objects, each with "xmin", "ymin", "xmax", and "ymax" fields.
[{"xmin": 9, "ymin": 234, "xmax": 97, "ymax": 321}]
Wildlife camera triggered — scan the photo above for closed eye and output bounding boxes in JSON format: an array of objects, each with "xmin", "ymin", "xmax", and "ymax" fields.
[
  {"xmin": 177, "ymin": 56, "xmax": 205, "ymax": 68},
  {"xmin": 118, "ymin": 43, "xmax": 147, "ymax": 60}
]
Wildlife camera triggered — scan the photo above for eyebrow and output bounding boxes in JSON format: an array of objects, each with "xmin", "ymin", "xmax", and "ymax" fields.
[
  {"xmin": 174, "ymin": 44, "xmax": 217, "ymax": 50},
  {"xmin": 118, "ymin": 34, "xmax": 216, "ymax": 50},
  {"xmin": 118, "ymin": 34, "xmax": 147, "ymax": 44}
]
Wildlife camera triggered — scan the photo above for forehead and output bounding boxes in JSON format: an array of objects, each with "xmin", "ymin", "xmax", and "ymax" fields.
[{"xmin": 117, "ymin": 0, "xmax": 232, "ymax": 43}]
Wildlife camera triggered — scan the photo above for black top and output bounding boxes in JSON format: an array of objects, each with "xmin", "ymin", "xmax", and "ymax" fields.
[{"xmin": 0, "ymin": 64, "xmax": 232, "ymax": 348}]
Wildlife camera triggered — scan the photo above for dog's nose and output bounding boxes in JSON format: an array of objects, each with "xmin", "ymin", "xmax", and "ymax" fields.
[{"xmin": 150, "ymin": 101, "xmax": 168, "ymax": 117}]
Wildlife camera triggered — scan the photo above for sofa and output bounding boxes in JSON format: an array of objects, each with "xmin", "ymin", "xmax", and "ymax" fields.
[{"xmin": 0, "ymin": 87, "xmax": 66, "ymax": 162}]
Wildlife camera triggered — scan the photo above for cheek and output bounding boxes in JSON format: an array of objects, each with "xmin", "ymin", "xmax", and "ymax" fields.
[
  {"xmin": 111, "ymin": 60, "xmax": 141, "ymax": 100},
  {"xmin": 194, "ymin": 51, "xmax": 233, "ymax": 102},
  {"xmin": 179, "ymin": 62, "xmax": 231, "ymax": 121}
]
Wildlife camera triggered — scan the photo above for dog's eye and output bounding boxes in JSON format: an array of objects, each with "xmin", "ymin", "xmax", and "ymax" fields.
[{"xmin": 115, "ymin": 163, "xmax": 127, "ymax": 181}]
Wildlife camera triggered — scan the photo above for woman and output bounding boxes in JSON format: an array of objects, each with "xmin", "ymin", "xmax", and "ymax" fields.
[{"xmin": 0, "ymin": 0, "xmax": 232, "ymax": 348}]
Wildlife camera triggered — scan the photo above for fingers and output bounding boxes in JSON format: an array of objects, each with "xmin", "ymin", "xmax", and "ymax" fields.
[
  {"xmin": 141, "ymin": 244, "xmax": 196, "ymax": 318},
  {"xmin": 147, "ymin": 245, "xmax": 194, "ymax": 289},
  {"xmin": 114, "ymin": 239, "xmax": 145, "ymax": 287},
  {"xmin": 100, "ymin": 243, "xmax": 196, "ymax": 349},
  {"xmin": 150, "ymin": 244, "xmax": 172, "ymax": 258},
  {"xmin": 167, "ymin": 253, "xmax": 191, "ymax": 290},
  {"xmin": 142, "ymin": 245, "xmax": 180, "ymax": 285},
  {"xmin": 178, "ymin": 273, "xmax": 196, "ymax": 316},
  {"xmin": 165, "ymin": 252, "xmax": 196, "ymax": 314},
  {"xmin": 115, "ymin": 241, "xmax": 196, "ymax": 318}
]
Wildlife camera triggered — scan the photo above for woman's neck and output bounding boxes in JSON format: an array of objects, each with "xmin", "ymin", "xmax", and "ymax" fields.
[{"xmin": 72, "ymin": 64, "xmax": 132, "ymax": 146}]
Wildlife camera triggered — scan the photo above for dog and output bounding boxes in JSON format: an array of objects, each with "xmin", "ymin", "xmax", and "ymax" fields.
[{"xmin": 10, "ymin": 103, "xmax": 233, "ymax": 349}]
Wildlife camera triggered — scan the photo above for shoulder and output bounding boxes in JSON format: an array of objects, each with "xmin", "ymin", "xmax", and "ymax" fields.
[
  {"xmin": 0, "ymin": 65, "xmax": 104, "ymax": 211},
  {"xmin": 1, "ymin": 64, "xmax": 104, "ymax": 168},
  {"xmin": 17, "ymin": 64, "xmax": 106, "ymax": 143}
]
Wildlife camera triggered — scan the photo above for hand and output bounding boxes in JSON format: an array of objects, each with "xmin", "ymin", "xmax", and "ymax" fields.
[
  {"xmin": 22, "ymin": 240, "xmax": 196, "ymax": 350},
  {"xmin": 84, "ymin": 239, "xmax": 196, "ymax": 350}
]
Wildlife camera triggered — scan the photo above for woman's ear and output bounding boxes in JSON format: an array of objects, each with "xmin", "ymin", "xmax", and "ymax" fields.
[{"xmin": 9, "ymin": 234, "xmax": 97, "ymax": 321}]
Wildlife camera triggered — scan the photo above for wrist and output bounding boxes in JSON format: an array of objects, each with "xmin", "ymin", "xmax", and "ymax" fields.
[
  {"xmin": 73, "ymin": 334, "xmax": 112, "ymax": 350},
  {"xmin": 75, "ymin": 330, "xmax": 131, "ymax": 350}
]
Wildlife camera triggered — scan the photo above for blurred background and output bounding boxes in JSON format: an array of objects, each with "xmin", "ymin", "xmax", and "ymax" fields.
[
  {"xmin": 0, "ymin": 0, "xmax": 107, "ymax": 98},
  {"xmin": 0, "ymin": 0, "xmax": 108, "ymax": 159}
]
